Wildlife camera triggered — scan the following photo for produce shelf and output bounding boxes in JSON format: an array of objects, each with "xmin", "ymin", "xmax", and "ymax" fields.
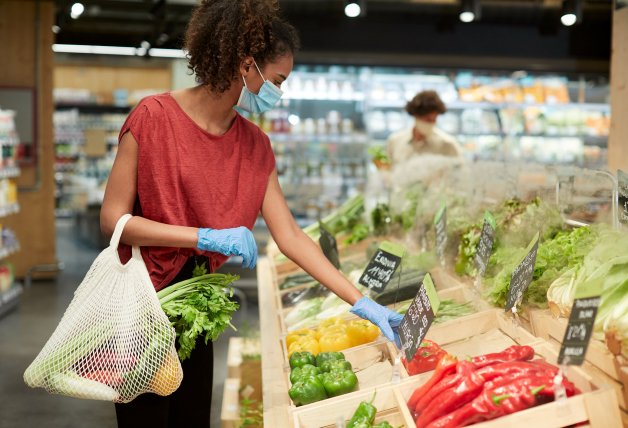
[
  {"xmin": 395, "ymin": 342, "xmax": 621, "ymax": 427},
  {"xmin": 0, "ymin": 202, "xmax": 19, "ymax": 218},
  {"xmin": 0, "ymin": 242, "xmax": 20, "ymax": 260},
  {"xmin": 529, "ymin": 308, "xmax": 628, "ymax": 412},
  {"xmin": 0, "ymin": 283, "xmax": 22, "ymax": 319},
  {"xmin": 0, "ymin": 166, "xmax": 20, "ymax": 179}
]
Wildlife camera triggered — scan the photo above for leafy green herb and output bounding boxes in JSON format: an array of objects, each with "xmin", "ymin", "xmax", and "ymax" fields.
[{"xmin": 157, "ymin": 273, "xmax": 240, "ymax": 361}]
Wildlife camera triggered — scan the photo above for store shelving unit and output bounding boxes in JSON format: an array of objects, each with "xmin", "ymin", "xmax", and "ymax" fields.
[
  {"xmin": 53, "ymin": 101, "xmax": 130, "ymax": 217},
  {"xmin": 0, "ymin": 109, "xmax": 22, "ymax": 319}
]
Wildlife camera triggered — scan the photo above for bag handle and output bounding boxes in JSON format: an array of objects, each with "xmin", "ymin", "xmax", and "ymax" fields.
[{"xmin": 110, "ymin": 214, "xmax": 141, "ymax": 259}]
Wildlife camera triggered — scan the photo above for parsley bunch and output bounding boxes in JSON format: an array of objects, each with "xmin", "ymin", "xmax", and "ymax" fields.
[{"xmin": 157, "ymin": 273, "xmax": 240, "ymax": 360}]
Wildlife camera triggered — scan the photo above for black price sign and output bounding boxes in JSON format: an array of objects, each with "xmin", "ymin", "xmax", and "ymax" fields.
[
  {"xmin": 358, "ymin": 241, "xmax": 404, "ymax": 293},
  {"xmin": 619, "ymin": 170, "xmax": 628, "ymax": 226},
  {"xmin": 558, "ymin": 296, "xmax": 601, "ymax": 365},
  {"xmin": 505, "ymin": 233, "xmax": 539, "ymax": 311},
  {"xmin": 318, "ymin": 221, "xmax": 340, "ymax": 269},
  {"xmin": 399, "ymin": 273, "xmax": 441, "ymax": 362},
  {"xmin": 474, "ymin": 211, "xmax": 496, "ymax": 278},
  {"xmin": 434, "ymin": 204, "xmax": 447, "ymax": 263}
]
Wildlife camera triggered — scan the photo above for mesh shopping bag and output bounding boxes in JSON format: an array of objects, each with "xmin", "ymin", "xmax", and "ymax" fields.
[{"xmin": 24, "ymin": 214, "xmax": 183, "ymax": 402}]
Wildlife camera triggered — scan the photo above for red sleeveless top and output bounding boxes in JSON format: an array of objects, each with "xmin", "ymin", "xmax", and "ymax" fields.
[{"xmin": 117, "ymin": 92, "xmax": 275, "ymax": 290}]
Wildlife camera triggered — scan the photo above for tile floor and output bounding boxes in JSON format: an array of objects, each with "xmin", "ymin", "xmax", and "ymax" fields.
[{"xmin": 0, "ymin": 218, "xmax": 260, "ymax": 428}]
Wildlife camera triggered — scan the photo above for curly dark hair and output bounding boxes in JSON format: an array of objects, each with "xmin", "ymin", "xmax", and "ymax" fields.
[
  {"xmin": 405, "ymin": 90, "xmax": 447, "ymax": 117},
  {"xmin": 184, "ymin": 0, "xmax": 300, "ymax": 93}
]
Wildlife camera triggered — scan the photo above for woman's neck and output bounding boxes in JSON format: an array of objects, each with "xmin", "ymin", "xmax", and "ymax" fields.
[{"xmin": 171, "ymin": 84, "xmax": 239, "ymax": 136}]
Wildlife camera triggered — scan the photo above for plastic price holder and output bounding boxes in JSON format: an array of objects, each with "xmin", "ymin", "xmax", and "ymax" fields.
[
  {"xmin": 398, "ymin": 273, "xmax": 441, "ymax": 363},
  {"xmin": 433, "ymin": 202, "xmax": 447, "ymax": 267},
  {"xmin": 358, "ymin": 241, "xmax": 404, "ymax": 293},
  {"xmin": 319, "ymin": 221, "xmax": 340, "ymax": 269},
  {"xmin": 555, "ymin": 272, "xmax": 603, "ymax": 407},
  {"xmin": 473, "ymin": 211, "xmax": 497, "ymax": 291}
]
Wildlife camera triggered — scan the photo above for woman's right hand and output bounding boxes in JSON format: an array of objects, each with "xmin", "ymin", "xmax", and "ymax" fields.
[{"xmin": 197, "ymin": 227, "xmax": 258, "ymax": 269}]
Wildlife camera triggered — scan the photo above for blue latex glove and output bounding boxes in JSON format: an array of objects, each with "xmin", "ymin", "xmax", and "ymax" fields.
[
  {"xmin": 350, "ymin": 296, "xmax": 403, "ymax": 346},
  {"xmin": 197, "ymin": 227, "xmax": 258, "ymax": 269}
]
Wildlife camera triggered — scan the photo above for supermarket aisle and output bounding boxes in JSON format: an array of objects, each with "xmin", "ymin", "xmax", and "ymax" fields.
[{"xmin": 0, "ymin": 218, "xmax": 258, "ymax": 428}]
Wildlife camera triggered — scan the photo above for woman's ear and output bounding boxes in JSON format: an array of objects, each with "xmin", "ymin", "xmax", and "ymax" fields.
[{"xmin": 239, "ymin": 56, "xmax": 255, "ymax": 77}]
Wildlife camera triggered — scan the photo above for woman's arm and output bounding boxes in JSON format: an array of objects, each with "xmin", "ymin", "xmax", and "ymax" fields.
[
  {"xmin": 261, "ymin": 170, "xmax": 363, "ymax": 305},
  {"xmin": 100, "ymin": 131, "xmax": 199, "ymax": 247}
]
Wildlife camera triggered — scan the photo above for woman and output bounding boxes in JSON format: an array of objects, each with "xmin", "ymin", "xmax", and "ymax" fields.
[{"xmin": 100, "ymin": 1, "xmax": 402, "ymax": 426}]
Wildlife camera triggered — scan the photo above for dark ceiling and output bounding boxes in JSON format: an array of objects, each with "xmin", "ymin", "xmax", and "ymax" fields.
[{"xmin": 53, "ymin": 0, "xmax": 614, "ymax": 74}]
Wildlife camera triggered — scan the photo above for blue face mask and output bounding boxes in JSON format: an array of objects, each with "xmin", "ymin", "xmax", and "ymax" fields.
[{"xmin": 235, "ymin": 61, "xmax": 283, "ymax": 114}]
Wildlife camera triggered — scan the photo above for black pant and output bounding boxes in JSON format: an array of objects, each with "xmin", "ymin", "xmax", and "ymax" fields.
[{"xmin": 115, "ymin": 257, "xmax": 213, "ymax": 428}]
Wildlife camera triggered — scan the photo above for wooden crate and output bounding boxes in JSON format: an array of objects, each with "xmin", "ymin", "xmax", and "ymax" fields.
[
  {"xmin": 284, "ymin": 339, "xmax": 408, "ymax": 411},
  {"xmin": 291, "ymin": 382, "xmax": 409, "ymax": 428},
  {"xmin": 395, "ymin": 342, "xmax": 622, "ymax": 428},
  {"xmin": 424, "ymin": 308, "xmax": 540, "ymax": 358},
  {"xmin": 529, "ymin": 308, "xmax": 627, "ymax": 411},
  {"xmin": 220, "ymin": 378, "xmax": 241, "ymax": 428},
  {"xmin": 226, "ymin": 337, "xmax": 261, "ymax": 379}
]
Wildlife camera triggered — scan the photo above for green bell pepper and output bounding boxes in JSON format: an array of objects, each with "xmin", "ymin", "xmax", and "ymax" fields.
[
  {"xmin": 348, "ymin": 418, "xmax": 371, "ymax": 428},
  {"xmin": 289, "ymin": 364, "xmax": 321, "ymax": 383},
  {"xmin": 372, "ymin": 422, "xmax": 393, "ymax": 428},
  {"xmin": 347, "ymin": 396, "xmax": 377, "ymax": 428},
  {"xmin": 288, "ymin": 376, "xmax": 328, "ymax": 406},
  {"xmin": 320, "ymin": 369, "xmax": 358, "ymax": 397},
  {"xmin": 289, "ymin": 351, "xmax": 316, "ymax": 369},
  {"xmin": 315, "ymin": 351, "xmax": 345, "ymax": 367},
  {"xmin": 319, "ymin": 359, "xmax": 353, "ymax": 373}
]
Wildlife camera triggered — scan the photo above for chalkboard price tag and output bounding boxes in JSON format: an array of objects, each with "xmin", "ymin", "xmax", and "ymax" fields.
[
  {"xmin": 358, "ymin": 241, "xmax": 404, "ymax": 293},
  {"xmin": 399, "ymin": 273, "xmax": 441, "ymax": 362},
  {"xmin": 434, "ymin": 203, "xmax": 447, "ymax": 263},
  {"xmin": 619, "ymin": 169, "xmax": 628, "ymax": 226},
  {"xmin": 474, "ymin": 211, "xmax": 496, "ymax": 278},
  {"xmin": 318, "ymin": 221, "xmax": 340, "ymax": 269},
  {"xmin": 505, "ymin": 232, "xmax": 539, "ymax": 311},
  {"xmin": 558, "ymin": 296, "xmax": 601, "ymax": 365}
]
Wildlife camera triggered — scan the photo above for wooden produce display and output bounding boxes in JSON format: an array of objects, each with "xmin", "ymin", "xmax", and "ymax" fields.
[
  {"xmin": 258, "ymin": 229, "xmax": 625, "ymax": 427},
  {"xmin": 395, "ymin": 342, "xmax": 621, "ymax": 427},
  {"xmin": 529, "ymin": 308, "xmax": 628, "ymax": 413}
]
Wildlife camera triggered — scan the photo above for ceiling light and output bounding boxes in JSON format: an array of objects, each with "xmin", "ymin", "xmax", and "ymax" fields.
[
  {"xmin": 459, "ymin": 0, "xmax": 480, "ymax": 23},
  {"xmin": 344, "ymin": 2, "xmax": 361, "ymax": 18},
  {"xmin": 459, "ymin": 11, "xmax": 475, "ymax": 23},
  {"xmin": 561, "ymin": 0, "xmax": 581, "ymax": 26},
  {"xmin": 52, "ymin": 44, "xmax": 187, "ymax": 58},
  {"xmin": 52, "ymin": 25, "xmax": 60, "ymax": 34},
  {"xmin": 70, "ymin": 2, "xmax": 84, "ymax": 19},
  {"xmin": 560, "ymin": 13, "xmax": 577, "ymax": 26}
]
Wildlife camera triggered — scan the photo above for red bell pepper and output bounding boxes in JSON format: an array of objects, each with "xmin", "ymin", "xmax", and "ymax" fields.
[
  {"xmin": 403, "ymin": 340, "xmax": 448, "ymax": 376},
  {"xmin": 470, "ymin": 345, "xmax": 535, "ymax": 369},
  {"xmin": 415, "ymin": 361, "xmax": 486, "ymax": 427},
  {"xmin": 407, "ymin": 354, "xmax": 457, "ymax": 410},
  {"xmin": 425, "ymin": 376, "xmax": 543, "ymax": 428}
]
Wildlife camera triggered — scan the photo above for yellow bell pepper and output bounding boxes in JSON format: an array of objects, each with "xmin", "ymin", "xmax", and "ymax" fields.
[
  {"xmin": 317, "ymin": 316, "xmax": 345, "ymax": 331},
  {"xmin": 288, "ymin": 337, "xmax": 320, "ymax": 356},
  {"xmin": 347, "ymin": 319, "xmax": 380, "ymax": 347},
  {"xmin": 318, "ymin": 329, "xmax": 352, "ymax": 353},
  {"xmin": 286, "ymin": 329, "xmax": 318, "ymax": 349},
  {"xmin": 316, "ymin": 317, "xmax": 347, "ymax": 339}
]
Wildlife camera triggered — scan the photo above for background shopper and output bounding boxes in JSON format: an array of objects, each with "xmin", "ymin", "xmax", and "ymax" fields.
[{"xmin": 387, "ymin": 90, "xmax": 463, "ymax": 165}]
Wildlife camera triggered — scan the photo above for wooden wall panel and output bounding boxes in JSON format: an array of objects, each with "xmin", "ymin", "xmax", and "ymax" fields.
[
  {"xmin": 54, "ymin": 65, "xmax": 172, "ymax": 103},
  {"xmin": 0, "ymin": 0, "xmax": 57, "ymax": 278},
  {"xmin": 609, "ymin": 6, "xmax": 628, "ymax": 172}
]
